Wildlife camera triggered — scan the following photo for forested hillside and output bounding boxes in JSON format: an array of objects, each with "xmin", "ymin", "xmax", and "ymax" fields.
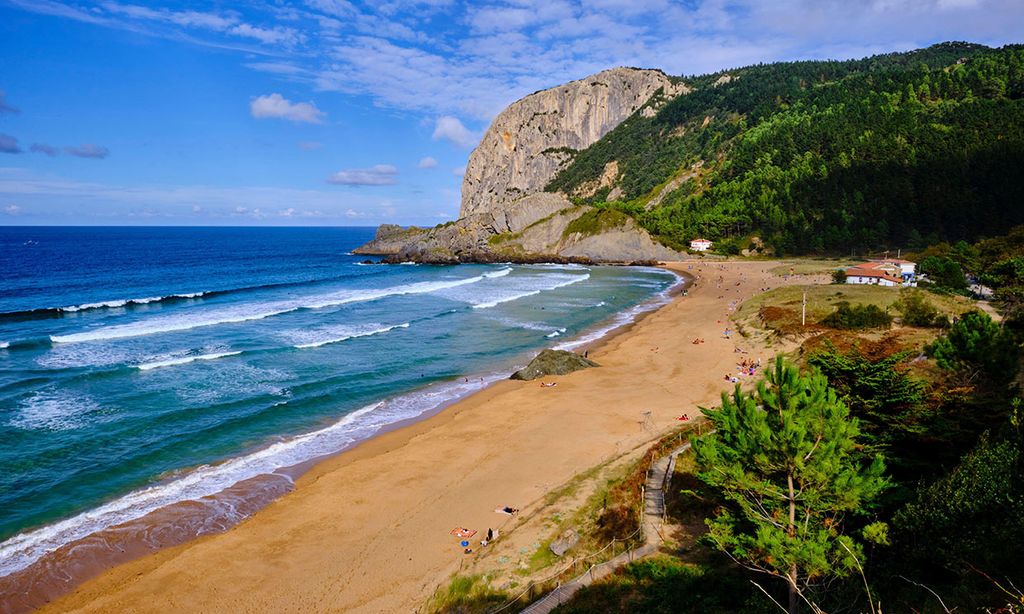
[{"xmin": 545, "ymin": 42, "xmax": 1024, "ymax": 254}]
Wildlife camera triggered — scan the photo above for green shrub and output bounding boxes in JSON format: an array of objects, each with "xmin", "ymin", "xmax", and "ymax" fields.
[
  {"xmin": 552, "ymin": 556, "xmax": 769, "ymax": 613},
  {"xmin": 927, "ymin": 310, "xmax": 1021, "ymax": 388},
  {"xmin": 563, "ymin": 208, "xmax": 630, "ymax": 238},
  {"xmin": 832, "ymin": 269, "xmax": 848, "ymax": 284},
  {"xmin": 919, "ymin": 255, "xmax": 969, "ymax": 293},
  {"xmin": 895, "ymin": 292, "xmax": 948, "ymax": 327},
  {"xmin": 821, "ymin": 302, "xmax": 893, "ymax": 329},
  {"xmin": 892, "ymin": 430, "xmax": 1024, "ymax": 606}
]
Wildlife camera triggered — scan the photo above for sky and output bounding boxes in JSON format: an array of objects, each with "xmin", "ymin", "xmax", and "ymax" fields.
[{"xmin": 0, "ymin": 0, "xmax": 1021, "ymax": 226}]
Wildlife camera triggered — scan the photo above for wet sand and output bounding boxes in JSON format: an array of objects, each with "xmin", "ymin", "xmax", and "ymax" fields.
[{"xmin": 35, "ymin": 260, "xmax": 787, "ymax": 613}]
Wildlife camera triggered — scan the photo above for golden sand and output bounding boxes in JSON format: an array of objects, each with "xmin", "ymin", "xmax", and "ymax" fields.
[{"xmin": 41, "ymin": 260, "xmax": 797, "ymax": 613}]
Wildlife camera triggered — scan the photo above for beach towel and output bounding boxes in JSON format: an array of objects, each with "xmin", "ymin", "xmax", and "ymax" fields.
[{"xmin": 450, "ymin": 528, "xmax": 476, "ymax": 538}]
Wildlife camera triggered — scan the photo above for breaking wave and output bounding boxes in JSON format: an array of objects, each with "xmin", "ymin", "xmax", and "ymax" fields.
[
  {"xmin": 136, "ymin": 351, "xmax": 243, "ymax": 371},
  {"xmin": 50, "ymin": 271, "xmax": 509, "ymax": 344}
]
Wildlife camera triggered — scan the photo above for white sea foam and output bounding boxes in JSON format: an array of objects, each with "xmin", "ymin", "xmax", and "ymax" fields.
[
  {"xmin": 8, "ymin": 390, "xmax": 106, "ymax": 432},
  {"xmin": 483, "ymin": 267, "xmax": 513, "ymax": 279},
  {"xmin": 0, "ymin": 372, "xmax": 506, "ymax": 579},
  {"xmin": 0, "ymin": 341, "xmax": 8, "ymax": 349},
  {"xmin": 545, "ymin": 328, "xmax": 567, "ymax": 338},
  {"xmin": 50, "ymin": 271, "xmax": 508, "ymax": 344},
  {"xmin": 137, "ymin": 351, "xmax": 243, "ymax": 371},
  {"xmin": 293, "ymin": 323, "xmax": 410, "ymax": 349},
  {"xmin": 461, "ymin": 272, "xmax": 590, "ymax": 309},
  {"xmin": 60, "ymin": 292, "xmax": 206, "ymax": 313},
  {"xmin": 473, "ymin": 290, "xmax": 542, "ymax": 309},
  {"xmin": 554, "ymin": 270, "xmax": 684, "ymax": 351},
  {"xmin": 35, "ymin": 344, "xmax": 134, "ymax": 369},
  {"xmin": 521, "ymin": 263, "xmax": 591, "ymax": 271}
]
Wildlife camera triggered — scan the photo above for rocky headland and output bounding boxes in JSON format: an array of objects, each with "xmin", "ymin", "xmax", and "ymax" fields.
[{"xmin": 354, "ymin": 67, "xmax": 690, "ymax": 264}]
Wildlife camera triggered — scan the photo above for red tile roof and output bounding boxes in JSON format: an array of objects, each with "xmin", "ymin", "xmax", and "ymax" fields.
[{"xmin": 846, "ymin": 267, "xmax": 902, "ymax": 283}]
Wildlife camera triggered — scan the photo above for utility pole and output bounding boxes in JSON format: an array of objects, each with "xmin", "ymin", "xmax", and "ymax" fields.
[{"xmin": 802, "ymin": 291, "xmax": 807, "ymax": 327}]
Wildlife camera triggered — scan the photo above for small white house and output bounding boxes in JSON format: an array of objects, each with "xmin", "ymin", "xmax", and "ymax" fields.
[
  {"xmin": 845, "ymin": 266, "xmax": 902, "ymax": 287},
  {"xmin": 690, "ymin": 238, "xmax": 713, "ymax": 252},
  {"xmin": 870, "ymin": 258, "xmax": 916, "ymax": 280}
]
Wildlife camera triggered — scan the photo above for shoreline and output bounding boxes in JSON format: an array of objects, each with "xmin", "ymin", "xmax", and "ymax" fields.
[
  {"xmin": 18, "ymin": 260, "xmax": 786, "ymax": 613},
  {"xmin": 0, "ymin": 266, "xmax": 688, "ymax": 614}
]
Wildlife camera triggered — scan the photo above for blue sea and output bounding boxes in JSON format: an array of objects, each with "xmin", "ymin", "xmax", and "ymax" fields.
[{"xmin": 0, "ymin": 226, "xmax": 678, "ymax": 583}]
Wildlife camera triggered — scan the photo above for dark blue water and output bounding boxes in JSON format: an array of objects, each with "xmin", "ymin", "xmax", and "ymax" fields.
[{"xmin": 0, "ymin": 226, "xmax": 677, "ymax": 578}]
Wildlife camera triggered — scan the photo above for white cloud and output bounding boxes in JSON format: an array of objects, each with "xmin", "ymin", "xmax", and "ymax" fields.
[
  {"xmin": 30, "ymin": 143, "xmax": 60, "ymax": 156},
  {"xmin": 452, "ymin": 165, "xmax": 465, "ymax": 177},
  {"xmin": 306, "ymin": 0, "xmax": 356, "ymax": 18},
  {"xmin": 250, "ymin": 93, "xmax": 326, "ymax": 124},
  {"xmin": 327, "ymin": 164, "xmax": 399, "ymax": 186},
  {"xmin": 245, "ymin": 61, "xmax": 313, "ymax": 77},
  {"xmin": 14, "ymin": 0, "xmax": 1024, "ymax": 130},
  {"xmin": 417, "ymin": 156, "xmax": 438, "ymax": 168},
  {"xmin": 4, "ymin": 204, "xmax": 20, "ymax": 215},
  {"xmin": 64, "ymin": 144, "xmax": 110, "ymax": 159},
  {"xmin": 100, "ymin": 3, "xmax": 233, "ymax": 29},
  {"xmin": 229, "ymin": 23, "xmax": 302, "ymax": 46},
  {"xmin": 432, "ymin": 116, "xmax": 479, "ymax": 149}
]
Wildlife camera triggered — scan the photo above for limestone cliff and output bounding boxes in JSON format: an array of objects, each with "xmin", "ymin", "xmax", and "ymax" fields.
[
  {"xmin": 355, "ymin": 67, "xmax": 689, "ymax": 264},
  {"xmin": 460, "ymin": 67, "xmax": 688, "ymax": 217}
]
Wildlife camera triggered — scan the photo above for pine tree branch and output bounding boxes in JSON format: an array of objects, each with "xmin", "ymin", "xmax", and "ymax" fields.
[
  {"xmin": 899, "ymin": 576, "xmax": 953, "ymax": 613},
  {"xmin": 750, "ymin": 580, "xmax": 789, "ymax": 614}
]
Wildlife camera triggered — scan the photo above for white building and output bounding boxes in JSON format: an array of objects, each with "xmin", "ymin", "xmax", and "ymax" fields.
[
  {"xmin": 870, "ymin": 258, "xmax": 916, "ymax": 281},
  {"xmin": 690, "ymin": 238, "xmax": 713, "ymax": 252},
  {"xmin": 845, "ymin": 265, "xmax": 902, "ymax": 287}
]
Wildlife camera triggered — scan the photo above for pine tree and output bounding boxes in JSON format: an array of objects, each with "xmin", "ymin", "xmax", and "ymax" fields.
[{"xmin": 693, "ymin": 357, "xmax": 888, "ymax": 613}]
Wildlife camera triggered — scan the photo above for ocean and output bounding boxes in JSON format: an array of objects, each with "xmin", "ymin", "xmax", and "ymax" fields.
[{"xmin": 0, "ymin": 226, "xmax": 678, "ymax": 589}]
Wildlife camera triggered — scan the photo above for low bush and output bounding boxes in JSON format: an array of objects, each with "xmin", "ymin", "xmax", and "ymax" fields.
[
  {"xmin": 895, "ymin": 292, "xmax": 949, "ymax": 327},
  {"xmin": 821, "ymin": 302, "xmax": 893, "ymax": 329}
]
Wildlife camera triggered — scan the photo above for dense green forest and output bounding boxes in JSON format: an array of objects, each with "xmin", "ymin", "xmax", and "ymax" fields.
[{"xmin": 545, "ymin": 42, "xmax": 1024, "ymax": 255}]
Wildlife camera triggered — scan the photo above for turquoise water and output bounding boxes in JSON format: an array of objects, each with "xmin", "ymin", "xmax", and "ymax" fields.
[{"xmin": 0, "ymin": 226, "xmax": 677, "ymax": 578}]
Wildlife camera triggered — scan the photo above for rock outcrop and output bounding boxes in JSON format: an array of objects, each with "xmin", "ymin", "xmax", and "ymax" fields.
[
  {"xmin": 352, "ymin": 224, "xmax": 427, "ymax": 256},
  {"xmin": 510, "ymin": 349, "xmax": 598, "ymax": 381},
  {"xmin": 356, "ymin": 193, "xmax": 682, "ymax": 264},
  {"xmin": 460, "ymin": 67, "xmax": 688, "ymax": 217},
  {"xmin": 355, "ymin": 67, "xmax": 691, "ymax": 264}
]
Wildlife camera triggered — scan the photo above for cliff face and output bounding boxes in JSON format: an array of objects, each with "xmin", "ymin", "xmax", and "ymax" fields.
[
  {"xmin": 460, "ymin": 67, "xmax": 687, "ymax": 217},
  {"xmin": 355, "ymin": 66, "xmax": 689, "ymax": 264}
]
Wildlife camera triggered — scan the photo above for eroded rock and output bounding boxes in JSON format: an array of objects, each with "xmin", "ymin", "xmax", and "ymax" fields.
[{"xmin": 510, "ymin": 349, "xmax": 598, "ymax": 381}]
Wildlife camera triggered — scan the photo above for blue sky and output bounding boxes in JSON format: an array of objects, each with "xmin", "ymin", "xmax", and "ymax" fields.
[{"xmin": 0, "ymin": 0, "xmax": 1021, "ymax": 226}]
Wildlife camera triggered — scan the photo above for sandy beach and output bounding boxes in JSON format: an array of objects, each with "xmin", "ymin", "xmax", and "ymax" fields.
[{"xmin": 34, "ymin": 260, "xmax": 792, "ymax": 613}]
